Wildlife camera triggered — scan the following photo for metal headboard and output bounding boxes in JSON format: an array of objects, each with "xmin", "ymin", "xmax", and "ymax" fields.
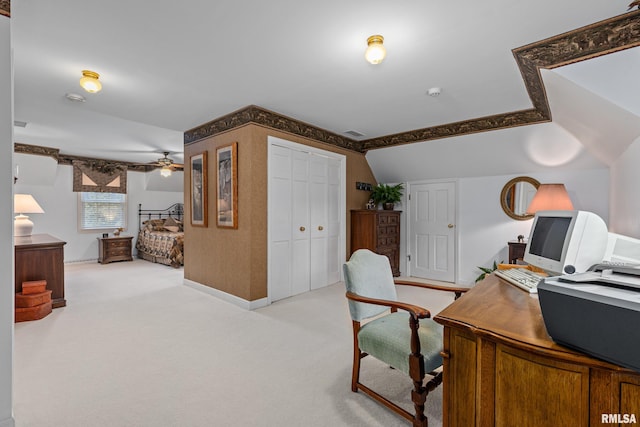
[{"xmin": 138, "ymin": 203, "xmax": 184, "ymax": 231}]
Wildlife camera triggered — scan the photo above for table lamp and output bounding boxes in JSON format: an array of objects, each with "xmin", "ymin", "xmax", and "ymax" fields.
[
  {"xmin": 14, "ymin": 194, "xmax": 45, "ymax": 237},
  {"xmin": 526, "ymin": 184, "xmax": 574, "ymax": 214}
]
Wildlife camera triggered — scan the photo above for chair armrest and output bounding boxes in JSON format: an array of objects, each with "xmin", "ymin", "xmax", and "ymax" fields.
[
  {"xmin": 394, "ymin": 279, "xmax": 469, "ymax": 300},
  {"xmin": 345, "ymin": 291, "xmax": 431, "ymax": 320}
]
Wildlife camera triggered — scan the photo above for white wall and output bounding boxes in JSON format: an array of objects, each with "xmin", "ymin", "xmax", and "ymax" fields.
[
  {"xmin": 455, "ymin": 168, "xmax": 609, "ymax": 285},
  {"xmin": 1, "ymin": 15, "xmax": 15, "ymax": 427},
  {"xmin": 610, "ymin": 136, "xmax": 640, "ymax": 239},
  {"xmin": 14, "ymin": 153, "xmax": 183, "ymax": 262},
  {"xmin": 394, "ymin": 168, "xmax": 609, "ymax": 286}
]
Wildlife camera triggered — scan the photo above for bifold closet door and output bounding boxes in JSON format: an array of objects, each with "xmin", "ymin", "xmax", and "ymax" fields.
[
  {"xmin": 270, "ymin": 145, "xmax": 295, "ymax": 302},
  {"xmin": 269, "ymin": 144, "xmax": 341, "ymax": 302},
  {"xmin": 291, "ymin": 150, "xmax": 311, "ymax": 295}
]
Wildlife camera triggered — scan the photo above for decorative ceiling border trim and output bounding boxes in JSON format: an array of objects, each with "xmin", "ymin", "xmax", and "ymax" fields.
[
  {"xmin": 13, "ymin": 142, "xmax": 175, "ymax": 173},
  {"xmin": 184, "ymin": 105, "xmax": 360, "ymax": 151},
  {"xmin": 183, "ymin": 10, "xmax": 640, "ymax": 153},
  {"xmin": 0, "ymin": 1, "xmax": 10, "ymax": 18}
]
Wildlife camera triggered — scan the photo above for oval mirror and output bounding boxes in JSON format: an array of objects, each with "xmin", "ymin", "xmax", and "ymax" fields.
[{"xmin": 500, "ymin": 176, "xmax": 540, "ymax": 220}]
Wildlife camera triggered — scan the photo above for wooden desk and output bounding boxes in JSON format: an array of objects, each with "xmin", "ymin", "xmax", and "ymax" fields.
[
  {"xmin": 15, "ymin": 234, "xmax": 66, "ymax": 308},
  {"xmin": 434, "ymin": 274, "xmax": 640, "ymax": 426}
]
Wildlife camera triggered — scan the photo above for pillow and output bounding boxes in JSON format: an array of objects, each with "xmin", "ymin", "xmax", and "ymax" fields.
[
  {"xmin": 165, "ymin": 216, "xmax": 178, "ymax": 227},
  {"xmin": 164, "ymin": 225, "xmax": 179, "ymax": 232},
  {"xmin": 145, "ymin": 219, "xmax": 166, "ymax": 231}
]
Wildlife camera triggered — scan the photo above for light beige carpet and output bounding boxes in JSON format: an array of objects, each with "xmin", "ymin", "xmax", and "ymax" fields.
[{"xmin": 14, "ymin": 260, "xmax": 453, "ymax": 427}]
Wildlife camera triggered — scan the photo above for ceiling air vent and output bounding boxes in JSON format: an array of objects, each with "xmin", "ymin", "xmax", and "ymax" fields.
[
  {"xmin": 13, "ymin": 121, "xmax": 27, "ymax": 128},
  {"xmin": 344, "ymin": 130, "xmax": 365, "ymax": 138}
]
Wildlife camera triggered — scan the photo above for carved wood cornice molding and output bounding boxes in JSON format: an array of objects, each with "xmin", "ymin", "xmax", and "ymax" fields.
[
  {"xmin": 14, "ymin": 142, "xmax": 169, "ymax": 173},
  {"xmin": 184, "ymin": 105, "xmax": 360, "ymax": 151},
  {"xmin": 360, "ymin": 109, "xmax": 549, "ymax": 152},
  {"xmin": 183, "ymin": 11, "xmax": 640, "ymax": 153},
  {"xmin": 0, "ymin": 0, "xmax": 10, "ymax": 18},
  {"xmin": 14, "ymin": 142, "xmax": 59, "ymax": 158}
]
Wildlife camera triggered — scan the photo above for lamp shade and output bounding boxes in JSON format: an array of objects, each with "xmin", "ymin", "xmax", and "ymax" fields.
[
  {"xmin": 526, "ymin": 184, "xmax": 574, "ymax": 214},
  {"xmin": 14, "ymin": 194, "xmax": 44, "ymax": 237},
  {"xmin": 160, "ymin": 166, "xmax": 172, "ymax": 177},
  {"xmin": 14, "ymin": 194, "xmax": 44, "ymax": 214}
]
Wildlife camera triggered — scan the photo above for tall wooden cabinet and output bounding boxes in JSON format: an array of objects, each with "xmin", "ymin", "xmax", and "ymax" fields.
[
  {"xmin": 350, "ymin": 210, "xmax": 401, "ymax": 276},
  {"xmin": 434, "ymin": 274, "xmax": 640, "ymax": 426}
]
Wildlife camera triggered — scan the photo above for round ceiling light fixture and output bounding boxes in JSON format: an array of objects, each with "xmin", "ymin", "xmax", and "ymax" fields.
[
  {"xmin": 365, "ymin": 35, "xmax": 386, "ymax": 65},
  {"xmin": 79, "ymin": 70, "xmax": 102, "ymax": 93}
]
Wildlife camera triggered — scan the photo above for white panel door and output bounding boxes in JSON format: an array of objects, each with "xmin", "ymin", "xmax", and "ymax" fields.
[
  {"xmin": 309, "ymin": 153, "xmax": 328, "ymax": 290},
  {"xmin": 268, "ymin": 137, "xmax": 345, "ymax": 303},
  {"xmin": 409, "ymin": 181, "xmax": 456, "ymax": 282},
  {"xmin": 326, "ymin": 158, "xmax": 341, "ymax": 284},
  {"xmin": 269, "ymin": 145, "xmax": 293, "ymax": 301},
  {"xmin": 291, "ymin": 151, "xmax": 311, "ymax": 296}
]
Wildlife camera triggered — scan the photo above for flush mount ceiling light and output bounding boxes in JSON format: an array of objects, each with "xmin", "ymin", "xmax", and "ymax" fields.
[
  {"xmin": 365, "ymin": 35, "xmax": 386, "ymax": 64},
  {"xmin": 79, "ymin": 70, "xmax": 102, "ymax": 93}
]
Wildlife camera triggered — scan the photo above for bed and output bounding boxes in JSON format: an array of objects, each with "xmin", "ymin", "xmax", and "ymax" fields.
[{"xmin": 136, "ymin": 203, "xmax": 184, "ymax": 268}]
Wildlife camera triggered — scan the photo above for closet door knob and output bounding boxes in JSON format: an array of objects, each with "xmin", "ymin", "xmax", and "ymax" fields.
[
  {"xmin": 299, "ymin": 226, "xmax": 306, "ymax": 232},
  {"xmin": 318, "ymin": 226, "xmax": 324, "ymax": 231},
  {"xmin": 448, "ymin": 224, "xmax": 454, "ymax": 228}
]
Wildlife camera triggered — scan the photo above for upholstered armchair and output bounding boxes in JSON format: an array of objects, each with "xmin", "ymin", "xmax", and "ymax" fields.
[{"xmin": 343, "ymin": 249, "xmax": 467, "ymax": 427}]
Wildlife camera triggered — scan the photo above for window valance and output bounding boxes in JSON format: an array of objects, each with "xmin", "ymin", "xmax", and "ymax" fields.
[{"xmin": 72, "ymin": 160, "xmax": 127, "ymax": 194}]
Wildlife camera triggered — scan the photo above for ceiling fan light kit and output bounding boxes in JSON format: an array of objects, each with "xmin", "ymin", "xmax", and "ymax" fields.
[
  {"xmin": 79, "ymin": 70, "xmax": 102, "ymax": 93},
  {"xmin": 365, "ymin": 35, "xmax": 386, "ymax": 64},
  {"xmin": 157, "ymin": 152, "xmax": 182, "ymax": 177}
]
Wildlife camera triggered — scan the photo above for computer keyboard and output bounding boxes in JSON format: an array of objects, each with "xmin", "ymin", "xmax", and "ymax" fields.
[{"xmin": 494, "ymin": 268, "xmax": 545, "ymax": 293}]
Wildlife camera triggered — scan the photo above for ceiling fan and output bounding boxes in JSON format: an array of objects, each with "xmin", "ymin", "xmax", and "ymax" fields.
[{"xmin": 154, "ymin": 152, "xmax": 184, "ymax": 177}]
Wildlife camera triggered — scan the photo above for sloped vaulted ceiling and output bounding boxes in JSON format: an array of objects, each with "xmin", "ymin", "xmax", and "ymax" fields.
[{"xmin": 185, "ymin": 10, "xmax": 640, "ymax": 156}]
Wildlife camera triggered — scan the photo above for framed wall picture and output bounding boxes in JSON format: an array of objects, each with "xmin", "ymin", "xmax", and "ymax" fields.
[
  {"xmin": 216, "ymin": 142, "xmax": 238, "ymax": 229},
  {"xmin": 190, "ymin": 152, "xmax": 208, "ymax": 227}
]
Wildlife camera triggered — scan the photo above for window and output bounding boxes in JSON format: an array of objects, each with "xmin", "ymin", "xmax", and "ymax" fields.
[{"xmin": 78, "ymin": 192, "xmax": 127, "ymax": 231}]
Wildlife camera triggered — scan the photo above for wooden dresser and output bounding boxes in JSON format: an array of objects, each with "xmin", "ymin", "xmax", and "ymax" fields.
[
  {"xmin": 350, "ymin": 209, "xmax": 401, "ymax": 276},
  {"xmin": 97, "ymin": 236, "xmax": 133, "ymax": 264},
  {"xmin": 434, "ymin": 274, "xmax": 640, "ymax": 426},
  {"xmin": 15, "ymin": 234, "xmax": 66, "ymax": 308}
]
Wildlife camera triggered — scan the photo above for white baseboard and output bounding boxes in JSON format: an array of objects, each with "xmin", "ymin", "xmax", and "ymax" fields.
[
  {"xmin": 183, "ymin": 279, "xmax": 269, "ymax": 310},
  {"xmin": 64, "ymin": 259, "xmax": 98, "ymax": 265},
  {"xmin": 0, "ymin": 416, "xmax": 15, "ymax": 427}
]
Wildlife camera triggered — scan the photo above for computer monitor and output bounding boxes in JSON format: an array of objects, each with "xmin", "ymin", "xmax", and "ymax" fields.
[{"xmin": 524, "ymin": 210, "xmax": 609, "ymax": 275}]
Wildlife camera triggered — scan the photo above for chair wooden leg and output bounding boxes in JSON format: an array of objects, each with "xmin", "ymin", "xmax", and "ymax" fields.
[
  {"xmin": 409, "ymin": 317, "xmax": 428, "ymax": 427},
  {"xmin": 351, "ymin": 321, "xmax": 361, "ymax": 392}
]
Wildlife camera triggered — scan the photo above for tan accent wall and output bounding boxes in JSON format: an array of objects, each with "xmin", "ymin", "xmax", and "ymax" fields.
[{"xmin": 184, "ymin": 124, "xmax": 376, "ymax": 301}]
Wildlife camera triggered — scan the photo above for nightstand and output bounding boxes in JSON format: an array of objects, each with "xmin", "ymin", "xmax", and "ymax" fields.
[
  {"xmin": 97, "ymin": 236, "xmax": 133, "ymax": 264},
  {"xmin": 508, "ymin": 240, "xmax": 527, "ymax": 264}
]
